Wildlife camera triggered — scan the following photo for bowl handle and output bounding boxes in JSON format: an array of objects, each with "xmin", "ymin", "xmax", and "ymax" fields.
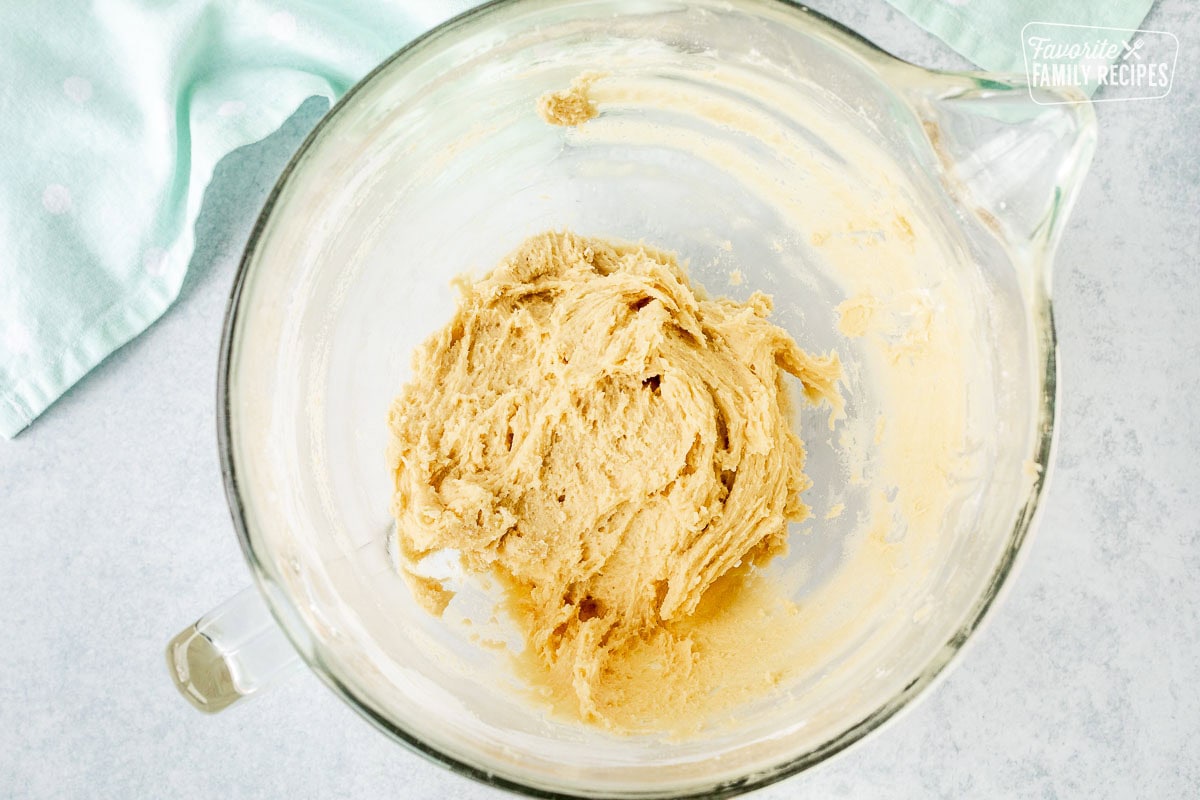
[{"xmin": 166, "ymin": 586, "xmax": 302, "ymax": 713}]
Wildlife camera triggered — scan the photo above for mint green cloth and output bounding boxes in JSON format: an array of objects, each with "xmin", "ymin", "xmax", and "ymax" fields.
[
  {"xmin": 0, "ymin": 0, "xmax": 1152, "ymax": 438},
  {"xmin": 0, "ymin": 0, "xmax": 471, "ymax": 438},
  {"xmin": 885, "ymin": 0, "xmax": 1155, "ymax": 77}
]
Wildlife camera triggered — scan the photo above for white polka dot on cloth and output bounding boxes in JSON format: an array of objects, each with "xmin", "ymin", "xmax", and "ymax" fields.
[
  {"xmin": 268, "ymin": 11, "xmax": 297, "ymax": 41},
  {"xmin": 3, "ymin": 322, "xmax": 34, "ymax": 355},
  {"xmin": 42, "ymin": 184, "xmax": 72, "ymax": 214},
  {"xmin": 63, "ymin": 76, "xmax": 93, "ymax": 104},
  {"xmin": 143, "ymin": 248, "xmax": 169, "ymax": 277},
  {"xmin": 217, "ymin": 100, "xmax": 246, "ymax": 117}
]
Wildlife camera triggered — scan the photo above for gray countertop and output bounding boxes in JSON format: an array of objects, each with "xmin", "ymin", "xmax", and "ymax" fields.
[{"xmin": 2, "ymin": 1, "xmax": 1197, "ymax": 797}]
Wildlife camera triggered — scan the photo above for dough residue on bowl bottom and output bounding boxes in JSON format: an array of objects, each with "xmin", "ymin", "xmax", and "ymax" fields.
[{"xmin": 387, "ymin": 231, "xmax": 841, "ymax": 732}]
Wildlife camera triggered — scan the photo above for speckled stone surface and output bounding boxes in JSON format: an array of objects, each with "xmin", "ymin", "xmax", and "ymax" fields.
[{"xmin": 1, "ymin": 1, "xmax": 1197, "ymax": 797}]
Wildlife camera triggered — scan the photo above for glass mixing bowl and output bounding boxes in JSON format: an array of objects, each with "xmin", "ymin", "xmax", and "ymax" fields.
[{"xmin": 166, "ymin": 0, "xmax": 1095, "ymax": 795}]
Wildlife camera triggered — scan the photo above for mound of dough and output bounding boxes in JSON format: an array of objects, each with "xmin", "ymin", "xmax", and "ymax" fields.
[{"xmin": 387, "ymin": 231, "xmax": 840, "ymax": 727}]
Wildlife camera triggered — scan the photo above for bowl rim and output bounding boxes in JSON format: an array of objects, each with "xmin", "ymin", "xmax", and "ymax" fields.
[{"xmin": 215, "ymin": 0, "xmax": 1060, "ymax": 796}]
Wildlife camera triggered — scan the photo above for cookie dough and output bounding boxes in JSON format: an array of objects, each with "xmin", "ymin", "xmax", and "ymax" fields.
[
  {"xmin": 537, "ymin": 72, "xmax": 603, "ymax": 126},
  {"xmin": 387, "ymin": 231, "xmax": 841, "ymax": 728}
]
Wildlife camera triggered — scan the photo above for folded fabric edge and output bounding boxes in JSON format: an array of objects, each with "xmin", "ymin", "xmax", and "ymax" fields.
[
  {"xmin": 1, "ymin": 77, "xmax": 338, "ymax": 441},
  {"xmin": 0, "ymin": 278, "xmax": 178, "ymax": 439},
  {"xmin": 885, "ymin": 0, "xmax": 1156, "ymax": 95},
  {"xmin": 883, "ymin": 0, "xmax": 1032, "ymax": 74}
]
